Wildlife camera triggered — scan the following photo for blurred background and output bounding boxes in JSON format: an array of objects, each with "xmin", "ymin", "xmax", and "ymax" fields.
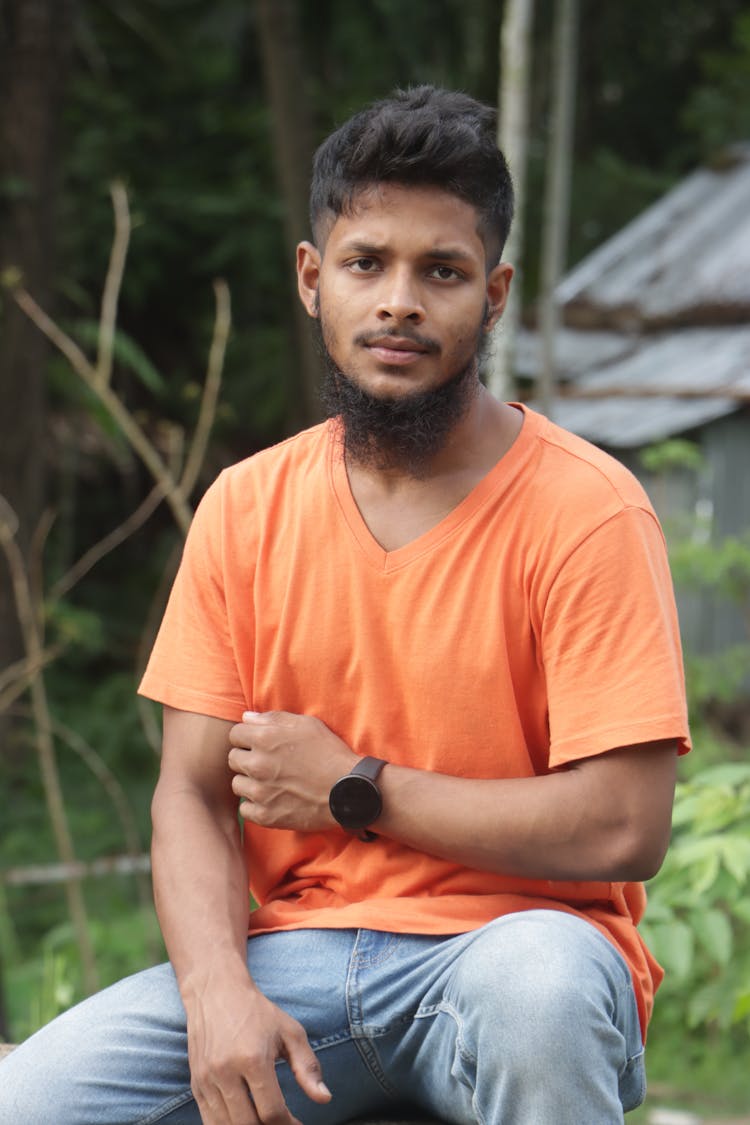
[{"xmin": 1, "ymin": 2, "xmax": 749, "ymax": 1120}]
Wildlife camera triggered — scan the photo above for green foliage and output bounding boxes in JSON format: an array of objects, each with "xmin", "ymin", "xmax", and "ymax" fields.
[
  {"xmin": 639, "ymin": 439, "xmax": 706, "ymax": 475},
  {"xmin": 682, "ymin": 10, "xmax": 750, "ymax": 155},
  {"xmin": 670, "ymin": 532, "xmax": 750, "ymax": 606},
  {"xmin": 685, "ymin": 644, "xmax": 750, "ymax": 709},
  {"xmin": 636, "ymin": 439, "xmax": 750, "ymax": 1087},
  {"xmin": 644, "ymin": 763, "xmax": 750, "ymax": 1016},
  {"xmin": 70, "ymin": 320, "xmax": 166, "ymax": 393},
  {"xmin": 4, "ymin": 905, "xmax": 164, "ymax": 1042},
  {"xmin": 45, "ymin": 599, "xmax": 107, "ymax": 655}
]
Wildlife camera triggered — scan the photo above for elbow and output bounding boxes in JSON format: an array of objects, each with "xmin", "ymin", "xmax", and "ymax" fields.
[{"xmin": 607, "ymin": 821, "xmax": 672, "ymax": 882}]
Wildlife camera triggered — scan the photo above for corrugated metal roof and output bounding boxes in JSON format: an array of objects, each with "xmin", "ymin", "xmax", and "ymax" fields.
[
  {"xmin": 519, "ymin": 147, "xmax": 750, "ymax": 445},
  {"xmin": 549, "ymin": 395, "xmax": 738, "ymax": 448},
  {"xmin": 520, "ymin": 326, "xmax": 750, "ymax": 447},
  {"xmin": 513, "ymin": 327, "xmax": 637, "ymax": 379},
  {"xmin": 556, "ymin": 145, "xmax": 750, "ymax": 320}
]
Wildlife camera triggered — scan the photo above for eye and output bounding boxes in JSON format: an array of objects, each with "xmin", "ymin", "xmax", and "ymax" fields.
[
  {"xmin": 348, "ymin": 257, "xmax": 380, "ymax": 273},
  {"xmin": 428, "ymin": 265, "xmax": 461, "ymax": 281}
]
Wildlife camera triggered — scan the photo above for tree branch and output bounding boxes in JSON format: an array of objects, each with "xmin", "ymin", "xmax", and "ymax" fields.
[
  {"xmin": 51, "ymin": 482, "xmax": 166, "ymax": 601},
  {"xmin": 95, "ymin": 180, "xmax": 130, "ymax": 389},
  {"xmin": 11, "ymin": 285, "xmax": 192, "ymax": 534},
  {"xmin": 0, "ymin": 496, "xmax": 98, "ymax": 994},
  {"xmin": 179, "ymin": 278, "xmax": 231, "ymax": 497}
]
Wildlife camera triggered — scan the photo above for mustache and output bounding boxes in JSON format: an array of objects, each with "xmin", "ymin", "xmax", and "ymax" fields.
[{"xmin": 353, "ymin": 328, "xmax": 441, "ymax": 354}]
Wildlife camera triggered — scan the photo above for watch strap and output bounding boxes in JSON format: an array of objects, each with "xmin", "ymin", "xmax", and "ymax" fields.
[{"xmin": 350, "ymin": 756, "xmax": 387, "ymax": 782}]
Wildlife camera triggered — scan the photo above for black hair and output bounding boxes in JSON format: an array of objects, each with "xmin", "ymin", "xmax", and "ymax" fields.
[{"xmin": 309, "ymin": 85, "xmax": 514, "ymax": 264}]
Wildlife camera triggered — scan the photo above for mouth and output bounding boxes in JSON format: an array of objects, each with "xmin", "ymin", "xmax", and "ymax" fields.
[{"xmin": 361, "ymin": 334, "xmax": 437, "ymax": 367}]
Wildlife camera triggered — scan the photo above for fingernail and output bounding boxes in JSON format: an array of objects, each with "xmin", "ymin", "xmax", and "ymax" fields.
[
  {"xmin": 318, "ymin": 1081, "xmax": 332, "ymax": 1098},
  {"xmin": 242, "ymin": 711, "xmax": 260, "ymax": 721}
]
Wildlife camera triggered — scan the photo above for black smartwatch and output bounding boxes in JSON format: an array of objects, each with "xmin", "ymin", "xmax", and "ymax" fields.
[{"xmin": 329, "ymin": 757, "xmax": 387, "ymax": 842}]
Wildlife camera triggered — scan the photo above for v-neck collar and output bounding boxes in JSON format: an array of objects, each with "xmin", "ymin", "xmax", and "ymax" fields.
[{"xmin": 327, "ymin": 404, "xmax": 540, "ymax": 573}]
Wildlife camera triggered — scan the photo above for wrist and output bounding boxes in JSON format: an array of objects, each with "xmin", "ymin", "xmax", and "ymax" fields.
[
  {"xmin": 179, "ymin": 950, "xmax": 256, "ymax": 1009},
  {"xmin": 329, "ymin": 756, "xmax": 387, "ymax": 840}
]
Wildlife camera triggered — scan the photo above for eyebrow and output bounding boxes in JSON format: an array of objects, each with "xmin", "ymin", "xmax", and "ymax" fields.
[{"xmin": 338, "ymin": 240, "xmax": 474, "ymax": 262}]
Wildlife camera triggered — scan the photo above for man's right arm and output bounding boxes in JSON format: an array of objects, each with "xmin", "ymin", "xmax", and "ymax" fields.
[{"xmin": 151, "ymin": 705, "xmax": 331, "ymax": 1125}]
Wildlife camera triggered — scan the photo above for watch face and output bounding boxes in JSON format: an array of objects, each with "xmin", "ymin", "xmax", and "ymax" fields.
[{"xmin": 329, "ymin": 775, "xmax": 383, "ymax": 830}]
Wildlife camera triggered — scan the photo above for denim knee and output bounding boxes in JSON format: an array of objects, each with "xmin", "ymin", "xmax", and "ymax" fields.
[{"xmin": 449, "ymin": 911, "xmax": 641, "ymax": 1064}]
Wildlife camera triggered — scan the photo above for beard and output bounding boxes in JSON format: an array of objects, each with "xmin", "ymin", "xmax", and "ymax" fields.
[{"xmin": 316, "ymin": 316, "xmax": 488, "ymax": 478}]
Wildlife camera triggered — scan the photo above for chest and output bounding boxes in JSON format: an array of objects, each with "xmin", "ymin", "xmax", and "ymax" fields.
[{"xmin": 346, "ymin": 472, "xmax": 484, "ymax": 553}]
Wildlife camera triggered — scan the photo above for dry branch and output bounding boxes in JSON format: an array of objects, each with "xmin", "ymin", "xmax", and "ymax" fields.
[
  {"xmin": 0, "ymin": 645, "xmax": 63, "ymax": 713},
  {"xmin": 179, "ymin": 278, "xmax": 231, "ymax": 497},
  {"xmin": 0, "ymin": 496, "xmax": 98, "ymax": 995},
  {"xmin": 51, "ymin": 482, "xmax": 166, "ymax": 601},
  {"xmin": 0, "ymin": 184, "xmax": 231, "ymax": 993},
  {"xmin": 95, "ymin": 181, "xmax": 130, "ymax": 389},
  {"xmin": 11, "ymin": 285, "xmax": 193, "ymax": 534}
]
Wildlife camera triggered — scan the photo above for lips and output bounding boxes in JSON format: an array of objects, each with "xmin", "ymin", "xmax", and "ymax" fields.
[{"xmin": 362, "ymin": 335, "xmax": 435, "ymax": 367}]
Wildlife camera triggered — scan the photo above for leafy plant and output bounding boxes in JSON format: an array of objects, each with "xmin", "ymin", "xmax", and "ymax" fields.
[{"xmin": 643, "ymin": 762, "xmax": 750, "ymax": 1034}]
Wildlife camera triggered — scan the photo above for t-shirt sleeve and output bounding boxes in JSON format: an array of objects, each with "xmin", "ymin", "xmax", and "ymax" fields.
[
  {"xmin": 138, "ymin": 475, "xmax": 248, "ymax": 721},
  {"xmin": 541, "ymin": 505, "xmax": 691, "ymax": 768}
]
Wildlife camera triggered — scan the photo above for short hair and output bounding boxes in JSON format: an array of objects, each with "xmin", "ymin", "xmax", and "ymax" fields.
[{"xmin": 309, "ymin": 85, "xmax": 514, "ymax": 264}]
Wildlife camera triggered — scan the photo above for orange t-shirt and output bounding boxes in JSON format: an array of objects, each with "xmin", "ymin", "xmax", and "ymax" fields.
[{"xmin": 139, "ymin": 405, "xmax": 690, "ymax": 1037}]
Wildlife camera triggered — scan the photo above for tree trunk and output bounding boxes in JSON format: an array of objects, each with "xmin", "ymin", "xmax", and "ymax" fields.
[
  {"xmin": 538, "ymin": 0, "xmax": 579, "ymax": 418},
  {"xmin": 254, "ymin": 0, "xmax": 322, "ymax": 430},
  {"xmin": 0, "ymin": 0, "xmax": 77, "ymax": 694},
  {"xmin": 488, "ymin": 0, "xmax": 534, "ymax": 401}
]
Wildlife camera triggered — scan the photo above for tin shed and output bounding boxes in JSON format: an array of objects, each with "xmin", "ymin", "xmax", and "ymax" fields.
[{"xmin": 516, "ymin": 145, "xmax": 750, "ymax": 661}]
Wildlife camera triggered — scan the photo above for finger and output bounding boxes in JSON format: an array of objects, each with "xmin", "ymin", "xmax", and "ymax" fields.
[
  {"xmin": 229, "ymin": 722, "xmax": 256, "ymax": 751},
  {"xmin": 242, "ymin": 710, "xmax": 297, "ymax": 727},
  {"xmin": 194, "ymin": 1081, "xmax": 258, "ymax": 1125},
  {"xmin": 230, "ymin": 772, "xmax": 254, "ymax": 799},
  {"xmin": 228, "ymin": 746, "xmax": 255, "ymax": 774},
  {"xmin": 242, "ymin": 1068, "xmax": 299, "ymax": 1125},
  {"xmin": 282, "ymin": 1026, "xmax": 332, "ymax": 1105},
  {"xmin": 217, "ymin": 1080, "xmax": 262, "ymax": 1125}
]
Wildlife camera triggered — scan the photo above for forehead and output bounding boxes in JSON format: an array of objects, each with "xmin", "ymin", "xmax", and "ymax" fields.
[{"xmin": 321, "ymin": 184, "xmax": 487, "ymax": 260}]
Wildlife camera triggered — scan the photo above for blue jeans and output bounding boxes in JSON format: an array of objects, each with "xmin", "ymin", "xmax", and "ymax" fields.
[{"xmin": 0, "ymin": 910, "xmax": 646, "ymax": 1124}]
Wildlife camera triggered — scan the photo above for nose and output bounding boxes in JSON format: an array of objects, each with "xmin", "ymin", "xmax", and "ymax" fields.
[{"xmin": 375, "ymin": 268, "xmax": 425, "ymax": 323}]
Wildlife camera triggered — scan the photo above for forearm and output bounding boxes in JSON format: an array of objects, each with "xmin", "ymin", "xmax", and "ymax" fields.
[
  {"xmin": 374, "ymin": 743, "xmax": 676, "ymax": 882},
  {"xmin": 151, "ymin": 783, "xmax": 252, "ymax": 1002},
  {"xmin": 228, "ymin": 711, "xmax": 677, "ymax": 887}
]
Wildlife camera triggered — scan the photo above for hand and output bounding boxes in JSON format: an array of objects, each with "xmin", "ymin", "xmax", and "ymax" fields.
[
  {"xmin": 228, "ymin": 711, "xmax": 358, "ymax": 832},
  {"xmin": 186, "ymin": 975, "xmax": 332, "ymax": 1125}
]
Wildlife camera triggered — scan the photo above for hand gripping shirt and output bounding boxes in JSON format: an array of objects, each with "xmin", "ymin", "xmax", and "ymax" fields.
[{"xmin": 139, "ymin": 405, "xmax": 691, "ymax": 1036}]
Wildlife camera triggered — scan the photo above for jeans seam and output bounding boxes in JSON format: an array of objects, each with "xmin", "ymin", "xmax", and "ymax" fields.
[
  {"xmin": 137, "ymin": 1087, "xmax": 195, "ymax": 1124},
  {"xmin": 344, "ymin": 930, "xmax": 401, "ymax": 1099},
  {"xmin": 415, "ymin": 1002, "xmax": 486, "ymax": 1125}
]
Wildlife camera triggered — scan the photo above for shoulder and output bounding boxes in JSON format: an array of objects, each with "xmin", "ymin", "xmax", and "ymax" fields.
[
  {"xmin": 528, "ymin": 407, "xmax": 652, "ymax": 508},
  {"xmin": 507, "ymin": 407, "xmax": 667, "ymax": 589},
  {"xmin": 522, "ymin": 406, "xmax": 651, "ymax": 513},
  {"xmin": 205, "ymin": 421, "xmax": 333, "ymax": 513}
]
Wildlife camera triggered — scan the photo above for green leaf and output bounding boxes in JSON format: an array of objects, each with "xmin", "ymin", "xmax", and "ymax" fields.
[
  {"xmin": 70, "ymin": 320, "xmax": 166, "ymax": 391},
  {"xmin": 720, "ymin": 837, "xmax": 750, "ymax": 886},
  {"xmin": 648, "ymin": 919, "xmax": 694, "ymax": 979},
  {"xmin": 691, "ymin": 906, "xmax": 733, "ymax": 966}
]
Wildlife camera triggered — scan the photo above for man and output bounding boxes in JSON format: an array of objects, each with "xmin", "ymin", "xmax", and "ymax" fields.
[{"xmin": 0, "ymin": 86, "xmax": 689, "ymax": 1125}]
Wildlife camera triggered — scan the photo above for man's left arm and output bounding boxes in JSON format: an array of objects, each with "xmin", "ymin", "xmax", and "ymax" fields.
[{"xmin": 228, "ymin": 713, "xmax": 677, "ymax": 883}]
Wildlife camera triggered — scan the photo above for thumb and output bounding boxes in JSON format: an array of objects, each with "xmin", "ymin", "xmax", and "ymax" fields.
[{"xmin": 283, "ymin": 1027, "xmax": 332, "ymax": 1104}]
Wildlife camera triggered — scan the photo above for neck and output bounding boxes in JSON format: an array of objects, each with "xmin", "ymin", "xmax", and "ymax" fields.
[{"xmin": 344, "ymin": 387, "xmax": 520, "ymax": 492}]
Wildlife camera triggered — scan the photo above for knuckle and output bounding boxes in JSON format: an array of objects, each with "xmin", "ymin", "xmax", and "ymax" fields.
[{"xmin": 251, "ymin": 803, "xmax": 272, "ymax": 826}]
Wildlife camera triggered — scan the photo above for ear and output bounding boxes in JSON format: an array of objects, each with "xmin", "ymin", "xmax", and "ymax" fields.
[
  {"xmin": 297, "ymin": 241, "xmax": 322, "ymax": 318},
  {"xmin": 483, "ymin": 262, "xmax": 514, "ymax": 332}
]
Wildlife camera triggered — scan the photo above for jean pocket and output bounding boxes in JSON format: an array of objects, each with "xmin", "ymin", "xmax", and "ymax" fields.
[{"xmin": 620, "ymin": 1047, "xmax": 646, "ymax": 1112}]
